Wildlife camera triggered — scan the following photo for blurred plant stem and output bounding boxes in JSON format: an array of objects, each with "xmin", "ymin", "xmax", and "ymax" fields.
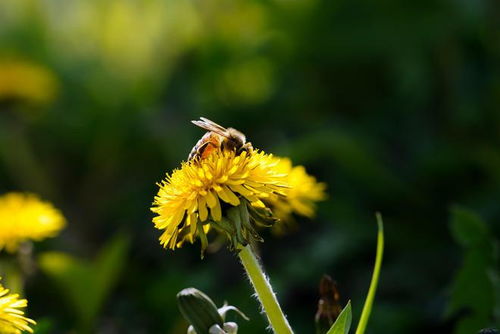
[
  {"xmin": 0, "ymin": 243, "xmax": 35, "ymax": 296},
  {"xmin": 238, "ymin": 245, "xmax": 293, "ymax": 334},
  {"xmin": 0, "ymin": 112, "xmax": 55, "ymax": 198},
  {"xmin": 0, "ymin": 260, "xmax": 23, "ymax": 295}
]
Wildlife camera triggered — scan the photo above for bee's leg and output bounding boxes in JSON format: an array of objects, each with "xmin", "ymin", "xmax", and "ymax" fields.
[
  {"xmin": 223, "ymin": 140, "xmax": 240, "ymax": 153},
  {"xmin": 200, "ymin": 142, "xmax": 219, "ymax": 160},
  {"xmin": 238, "ymin": 142, "xmax": 253, "ymax": 154},
  {"xmin": 220, "ymin": 140, "xmax": 228, "ymax": 152},
  {"xmin": 189, "ymin": 141, "xmax": 211, "ymax": 161}
]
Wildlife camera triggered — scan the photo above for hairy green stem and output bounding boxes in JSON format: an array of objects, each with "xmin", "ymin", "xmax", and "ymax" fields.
[
  {"xmin": 355, "ymin": 213, "xmax": 384, "ymax": 334},
  {"xmin": 238, "ymin": 245, "xmax": 294, "ymax": 334}
]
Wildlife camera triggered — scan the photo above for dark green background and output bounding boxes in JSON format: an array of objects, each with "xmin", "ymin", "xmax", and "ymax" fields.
[{"xmin": 0, "ymin": 0, "xmax": 499, "ymax": 333}]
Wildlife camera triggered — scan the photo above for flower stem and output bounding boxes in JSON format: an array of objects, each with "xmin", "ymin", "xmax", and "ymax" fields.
[{"xmin": 238, "ymin": 245, "xmax": 294, "ymax": 334}]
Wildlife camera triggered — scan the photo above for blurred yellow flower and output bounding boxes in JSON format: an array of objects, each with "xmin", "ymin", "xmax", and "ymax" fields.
[
  {"xmin": 266, "ymin": 157, "xmax": 326, "ymax": 233},
  {"xmin": 152, "ymin": 150, "xmax": 288, "ymax": 254},
  {"xmin": 0, "ymin": 193, "xmax": 66, "ymax": 252},
  {"xmin": 0, "ymin": 60, "xmax": 58, "ymax": 105},
  {"xmin": 40, "ymin": 0, "xmax": 200, "ymax": 80},
  {"xmin": 0, "ymin": 278, "xmax": 35, "ymax": 334}
]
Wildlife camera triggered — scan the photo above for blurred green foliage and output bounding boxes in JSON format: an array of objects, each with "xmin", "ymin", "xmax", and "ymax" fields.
[
  {"xmin": 447, "ymin": 207, "xmax": 499, "ymax": 334},
  {"xmin": 0, "ymin": 0, "xmax": 499, "ymax": 333},
  {"xmin": 39, "ymin": 234, "xmax": 129, "ymax": 333}
]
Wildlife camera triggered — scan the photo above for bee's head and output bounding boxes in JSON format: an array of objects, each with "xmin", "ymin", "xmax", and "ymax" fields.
[{"xmin": 221, "ymin": 128, "xmax": 247, "ymax": 153}]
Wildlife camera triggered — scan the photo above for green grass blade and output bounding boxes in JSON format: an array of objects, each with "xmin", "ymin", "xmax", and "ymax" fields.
[{"xmin": 355, "ymin": 213, "xmax": 384, "ymax": 334}]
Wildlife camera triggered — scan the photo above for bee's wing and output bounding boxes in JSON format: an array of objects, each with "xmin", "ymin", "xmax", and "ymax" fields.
[
  {"xmin": 191, "ymin": 117, "xmax": 230, "ymax": 137},
  {"xmin": 199, "ymin": 117, "xmax": 227, "ymax": 131}
]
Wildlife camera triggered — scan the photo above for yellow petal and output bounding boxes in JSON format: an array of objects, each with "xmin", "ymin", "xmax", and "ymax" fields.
[
  {"xmin": 221, "ymin": 186, "xmax": 240, "ymax": 206},
  {"xmin": 203, "ymin": 223, "xmax": 211, "ymax": 233},
  {"xmin": 210, "ymin": 196, "xmax": 222, "ymax": 221},
  {"xmin": 229, "ymin": 184, "xmax": 254, "ymax": 197},
  {"xmin": 205, "ymin": 190, "xmax": 217, "ymax": 208},
  {"xmin": 189, "ymin": 213, "xmax": 198, "ymax": 240},
  {"xmin": 198, "ymin": 196, "xmax": 208, "ymax": 221},
  {"xmin": 251, "ymin": 200, "xmax": 266, "ymax": 208},
  {"xmin": 186, "ymin": 199, "xmax": 198, "ymax": 213}
]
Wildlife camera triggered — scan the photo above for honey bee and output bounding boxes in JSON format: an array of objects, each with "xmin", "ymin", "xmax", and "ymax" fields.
[{"xmin": 188, "ymin": 117, "xmax": 253, "ymax": 161}]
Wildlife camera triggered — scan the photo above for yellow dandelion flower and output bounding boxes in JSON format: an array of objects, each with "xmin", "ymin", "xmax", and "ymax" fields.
[
  {"xmin": 0, "ymin": 60, "xmax": 58, "ymax": 105},
  {"xmin": 0, "ymin": 193, "xmax": 66, "ymax": 252},
  {"xmin": 152, "ymin": 149, "xmax": 288, "ymax": 254},
  {"xmin": 0, "ymin": 279, "xmax": 36, "ymax": 334},
  {"xmin": 266, "ymin": 157, "xmax": 326, "ymax": 233}
]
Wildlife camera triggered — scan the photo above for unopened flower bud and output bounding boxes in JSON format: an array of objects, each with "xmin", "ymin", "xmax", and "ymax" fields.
[
  {"xmin": 177, "ymin": 288, "xmax": 223, "ymax": 334},
  {"xmin": 222, "ymin": 322, "xmax": 238, "ymax": 333},
  {"xmin": 478, "ymin": 329, "xmax": 499, "ymax": 334},
  {"xmin": 208, "ymin": 324, "xmax": 226, "ymax": 334}
]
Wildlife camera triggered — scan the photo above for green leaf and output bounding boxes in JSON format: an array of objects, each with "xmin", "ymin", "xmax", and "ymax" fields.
[
  {"xmin": 447, "ymin": 207, "xmax": 498, "ymax": 334},
  {"xmin": 450, "ymin": 206, "xmax": 488, "ymax": 247},
  {"xmin": 326, "ymin": 301, "xmax": 352, "ymax": 334},
  {"xmin": 38, "ymin": 234, "xmax": 130, "ymax": 333},
  {"xmin": 31, "ymin": 317, "xmax": 55, "ymax": 334}
]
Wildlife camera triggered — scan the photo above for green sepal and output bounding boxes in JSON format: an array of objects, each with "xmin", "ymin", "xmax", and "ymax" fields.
[
  {"xmin": 246, "ymin": 202, "xmax": 279, "ymax": 227},
  {"xmin": 198, "ymin": 221, "xmax": 209, "ymax": 259},
  {"xmin": 218, "ymin": 303, "xmax": 250, "ymax": 321},
  {"xmin": 227, "ymin": 207, "xmax": 245, "ymax": 246}
]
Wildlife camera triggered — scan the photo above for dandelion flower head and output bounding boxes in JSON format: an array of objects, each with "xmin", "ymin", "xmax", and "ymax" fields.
[
  {"xmin": 152, "ymin": 149, "xmax": 288, "ymax": 254},
  {"xmin": 266, "ymin": 157, "xmax": 326, "ymax": 233},
  {"xmin": 0, "ymin": 278, "xmax": 36, "ymax": 334},
  {"xmin": 0, "ymin": 192, "xmax": 66, "ymax": 252}
]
